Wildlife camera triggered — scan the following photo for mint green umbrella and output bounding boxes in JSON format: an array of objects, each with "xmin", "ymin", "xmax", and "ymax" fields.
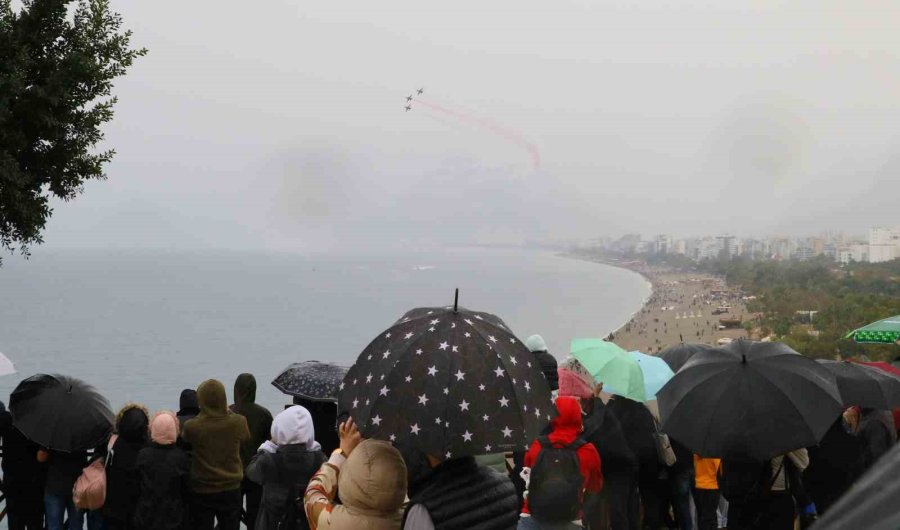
[
  {"xmin": 571, "ymin": 338, "xmax": 646, "ymax": 402},
  {"xmin": 846, "ymin": 315, "xmax": 900, "ymax": 344}
]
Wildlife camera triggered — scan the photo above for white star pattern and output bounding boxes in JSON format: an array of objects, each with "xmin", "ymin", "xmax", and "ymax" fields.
[
  {"xmin": 380, "ymin": 374, "xmax": 385, "ymax": 381},
  {"xmin": 462, "ymin": 430, "xmax": 473, "ymax": 442},
  {"xmin": 389, "ymin": 434, "xmax": 396, "ymax": 442},
  {"xmin": 385, "ymin": 333, "xmax": 391, "ymax": 338},
  {"xmin": 475, "ymin": 315, "xmax": 483, "ymax": 320},
  {"xmin": 339, "ymin": 382, "xmax": 345, "ymax": 390},
  {"xmin": 352, "ymin": 379, "xmax": 358, "ymax": 385},
  {"xmin": 498, "ymin": 396, "xmax": 509, "ymax": 407},
  {"xmin": 405, "ymin": 375, "xmax": 412, "ymax": 383},
  {"xmin": 352, "ymin": 398, "xmax": 359, "ymax": 408},
  {"xmin": 502, "ymin": 426, "xmax": 513, "ymax": 438},
  {"xmin": 445, "ymin": 421, "xmax": 450, "ymax": 428},
  {"xmin": 379, "ymin": 385, "xmax": 390, "ymax": 396},
  {"xmin": 527, "ymin": 361, "xmax": 532, "ymax": 368},
  {"xmin": 459, "ymin": 400, "xmax": 470, "ymax": 411},
  {"xmin": 435, "ymin": 417, "xmax": 442, "ymax": 425},
  {"xmin": 478, "ymin": 384, "xmax": 486, "ymax": 391},
  {"xmin": 372, "ymin": 415, "xmax": 382, "ymax": 426},
  {"xmin": 485, "ymin": 444, "xmax": 492, "ymax": 452},
  {"xmin": 430, "ymin": 319, "xmax": 440, "ymax": 325},
  {"xmin": 509, "ymin": 338, "xmax": 516, "ymax": 343},
  {"xmin": 534, "ymin": 408, "xmax": 541, "ymax": 418},
  {"xmin": 443, "ymin": 387, "xmax": 449, "ymax": 395},
  {"xmin": 509, "ymin": 356, "xmax": 518, "ymax": 365},
  {"xmin": 382, "ymin": 350, "xmax": 391, "ymax": 359},
  {"xmin": 445, "ymin": 451, "xmax": 452, "ymax": 459},
  {"xmin": 429, "ymin": 327, "xmax": 436, "ymax": 332},
  {"xmin": 454, "ymin": 370, "xmax": 465, "ymax": 381},
  {"xmin": 410, "ymin": 424, "xmax": 421, "ymax": 435},
  {"xmin": 494, "ymin": 367, "xmax": 505, "ymax": 377},
  {"xmin": 464, "ymin": 319, "xmax": 474, "ymax": 325},
  {"xmin": 439, "ymin": 342, "xmax": 449, "ymax": 350},
  {"xmin": 418, "ymin": 393, "xmax": 429, "ymax": 406},
  {"xmin": 451, "ymin": 345, "xmax": 459, "ymax": 353},
  {"xmin": 416, "ymin": 349, "xmax": 423, "ymax": 355},
  {"xmin": 464, "ymin": 332, "xmax": 471, "ymax": 338},
  {"xmin": 427, "ymin": 366, "xmax": 439, "ymax": 376},
  {"xmin": 489, "ymin": 336, "xmax": 498, "ymax": 343},
  {"xmin": 365, "ymin": 399, "xmax": 370, "ymax": 406},
  {"xmin": 482, "ymin": 414, "xmax": 489, "ymax": 421},
  {"xmin": 367, "ymin": 354, "xmax": 372, "ymax": 361},
  {"xmin": 524, "ymin": 381, "xmax": 531, "ymax": 391},
  {"xmin": 404, "ymin": 332, "xmax": 413, "ymax": 339}
]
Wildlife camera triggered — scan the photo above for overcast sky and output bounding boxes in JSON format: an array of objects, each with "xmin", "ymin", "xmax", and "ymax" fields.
[{"xmin": 40, "ymin": 0, "xmax": 900, "ymax": 251}]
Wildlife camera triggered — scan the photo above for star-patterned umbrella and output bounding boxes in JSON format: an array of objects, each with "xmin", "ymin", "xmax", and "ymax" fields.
[
  {"xmin": 337, "ymin": 299, "xmax": 554, "ymax": 459},
  {"xmin": 271, "ymin": 361, "xmax": 349, "ymax": 402}
]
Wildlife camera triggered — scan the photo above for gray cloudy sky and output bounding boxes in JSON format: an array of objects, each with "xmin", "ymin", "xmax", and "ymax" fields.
[{"xmin": 42, "ymin": 0, "xmax": 900, "ymax": 251}]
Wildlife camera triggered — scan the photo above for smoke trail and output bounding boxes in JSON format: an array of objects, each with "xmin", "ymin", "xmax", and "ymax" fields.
[{"xmin": 414, "ymin": 99, "xmax": 541, "ymax": 170}]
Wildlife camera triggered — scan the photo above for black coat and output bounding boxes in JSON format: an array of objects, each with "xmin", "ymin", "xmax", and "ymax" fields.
[
  {"xmin": 246, "ymin": 444, "xmax": 326, "ymax": 530},
  {"xmin": 582, "ymin": 398, "xmax": 637, "ymax": 474},
  {"xmin": 104, "ymin": 407, "xmax": 149, "ymax": 523},
  {"xmin": 804, "ymin": 418, "xmax": 863, "ymax": 514},
  {"xmin": 0, "ymin": 410, "xmax": 46, "ymax": 512},
  {"xmin": 531, "ymin": 351, "xmax": 559, "ymax": 392},
  {"xmin": 134, "ymin": 444, "xmax": 190, "ymax": 530},
  {"xmin": 606, "ymin": 397, "xmax": 658, "ymax": 477}
]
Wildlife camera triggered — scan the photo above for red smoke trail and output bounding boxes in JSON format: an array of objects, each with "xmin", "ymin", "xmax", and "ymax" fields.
[{"xmin": 415, "ymin": 99, "xmax": 541, "ymax": 170}]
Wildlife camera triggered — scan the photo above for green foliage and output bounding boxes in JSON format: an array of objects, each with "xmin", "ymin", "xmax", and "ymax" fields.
[{"xmin": 0, "ymin": 0, "xmax": 145, "ymax": 260}]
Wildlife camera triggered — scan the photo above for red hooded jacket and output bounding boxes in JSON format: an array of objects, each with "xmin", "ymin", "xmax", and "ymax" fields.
[{"xmin": 523, "ymin": 396, "xmax": 603, "ymax": 514}]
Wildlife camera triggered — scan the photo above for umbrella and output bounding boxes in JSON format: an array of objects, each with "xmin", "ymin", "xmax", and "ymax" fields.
[
  {"xmin": 571, "ymin": 339, "xmax": 646, "ymax": 402},
  {"xmin": 854, "ymin": 360, "xmax": 900, "ymax": 378},
  {"xmin": 812, "ymin": 442, "xmax": 900, "ymax": 530},
  {"xmin": 271, "ymin": 361, "xmax": 348, "ymax": 402},
  {"xmin": 0, "ymin": 351, "xmax": 16, "ymax": 376},
  {"xmin": 337, "ymin": 300, "xmax": 553, "ymax": 459},
  {"xmin": 846, "ymin": 315, "xmax": 900, "ymax": 344},
  {"xmin": 629, "ymin": 351, "xmax": 675, "ymax": 400},
  {"xmin": 817, "ymin": 360, "xmax": 900, "ymax": 409},
  {"xmin": 657, "ymin": 340, "xmax": 842, "ymax": 461},
  {"xmin": 658, "ymin": 343, "xmax": 712, "ymax": 372},
  {"xmin": 10, "ymin": 374, "xmax": 114, "ymax": 452}
]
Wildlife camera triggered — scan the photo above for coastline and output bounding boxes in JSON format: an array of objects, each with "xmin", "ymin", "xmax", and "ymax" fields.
[{"xmin": 563, "ymin": 253, "xmax": 750, "ymax": 354}]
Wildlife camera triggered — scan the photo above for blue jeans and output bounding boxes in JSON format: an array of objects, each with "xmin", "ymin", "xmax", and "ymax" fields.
[
  {"xmin": 671, "ymin": 470, "xmax": 694, "ymax": 530},
  {"xmin": 44, "ymin": 493, "xmax": 82, "ymax": 530}
]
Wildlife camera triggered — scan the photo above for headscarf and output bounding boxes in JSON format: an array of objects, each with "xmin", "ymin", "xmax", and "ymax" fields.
[
  {"xmin": 150, "ymin": 410, "xmax": 179, "ymax": 445},
  {"xmin": 258, "ymin": 405, "xmax": 321, "ymax": 453},
  {"xmin": 557, "ymin": 356, "xmax": 595, "ymax": 399}
]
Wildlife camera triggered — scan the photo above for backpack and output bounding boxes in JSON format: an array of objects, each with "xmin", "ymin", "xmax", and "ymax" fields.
[
  {"xmin": 527, "ymin": 436, "xmax": 586, "ymax": 523},
  {"xmin": 73, "ymin": 434, "xmax": 117, "ymax": 511}
]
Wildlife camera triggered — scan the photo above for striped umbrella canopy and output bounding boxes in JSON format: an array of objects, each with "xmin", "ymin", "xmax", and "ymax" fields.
[{"xmin": 846, "ymin": 315, "xmax": 900, "ymax": 344}]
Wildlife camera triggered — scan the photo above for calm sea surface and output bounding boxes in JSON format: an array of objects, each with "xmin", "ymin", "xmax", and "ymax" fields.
[{"xmin": 0, "ymin": 248, "xmax": 649, "ymax": 414}]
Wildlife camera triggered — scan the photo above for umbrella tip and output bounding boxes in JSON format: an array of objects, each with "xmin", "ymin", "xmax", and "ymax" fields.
[
  {"xmin": 741, "ymin": 354, "xmax": 747, "ymax": 364},
  {"xmin": 453, "ymin": 288, "xmax": 459, "ymax": 313}
]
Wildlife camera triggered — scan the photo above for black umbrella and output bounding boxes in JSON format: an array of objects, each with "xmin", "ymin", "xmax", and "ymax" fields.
[
  {"xmin": 271, "ymin": 361, "xmax": 348, "ymax": 402},
  {"xmin": 817, "ymin": 359, "xmax": 900, "ymax": 410},
  {"xmin": 657, "ymin": 340, "xmax": 842, "ymax": 461},
  {"xmin": 812, "ymin": 442, "xmax": 900, "ymax": 530},
  {"xmin": 337, "ymin": 298, "xmax": 553, "ymax": 459},
  {"xmin": 10, "ymin": 374, "xmax": 114, "ymax": 452},
  {"xmin": 658, "ymin": 343, "xmax": 713, "ymax": 372}
]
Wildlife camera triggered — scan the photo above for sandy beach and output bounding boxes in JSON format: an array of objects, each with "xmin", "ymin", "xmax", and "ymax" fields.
[{"xmin": 591, "ymin": 259, "xmax": 751, "ymax": 354}]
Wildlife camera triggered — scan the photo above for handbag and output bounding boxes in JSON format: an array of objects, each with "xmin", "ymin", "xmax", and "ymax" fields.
[
  {"xmin": 652, "ymin": 418, "xmax": 677, "ymax": 466},
  {"xmin": 73, "ymin": 434, "xmax": 117, "ymax": 510}
]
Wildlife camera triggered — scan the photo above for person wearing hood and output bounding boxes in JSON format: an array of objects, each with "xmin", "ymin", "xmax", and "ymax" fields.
[
  {"xmin": 177, "ymin": 389, "xmax": 200, "ymax": 454},
  {"xmin": 1, "ymin": 400, "xmax": 46, "ymax": 530},
  {"xmin": 183, "ymin": 379, "xmax": 251, "ymax": 530},
  {"xmin": 855, "ymin": 407, "xmax": 897, "ymax": 472},
  {"xmin": 558, "ymin": 359, "xmax": 637, "ymax": 530},
  {"xmin": 247, "ymin": 405, "xmax": 326, "ymax": 530},
  {"xmin": 230, "ymin": 373, "xmax": 274, "ymax": 530},
  {"xmin": 524, "ymin": 335, "xmax": 559, "ymax": 392},
  {"xmin": 104, "ymin": 403, "xmax": 150, "ymax": 530},
  {"xmin": 134, "ymin": 411, "xmax": 190, "ymax": 530},
  {"xmin": 519, "ymin": 396, "xmax": 602, "ymax": 529},
  {"xmin": 304, "ymin": 418, "xmax": 407, "ymax": 530},
  {"xmin": 804, "ymin": 415, "xmax": 864, "ymax": 515}
]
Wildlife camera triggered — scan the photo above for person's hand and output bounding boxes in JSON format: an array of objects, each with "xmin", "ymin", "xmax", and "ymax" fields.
[
  {"xmin": 37, "ymin": 449, "xmax": 49, "ymax": 463},
  {"xmin": 593, "ymin": 382, "xmax": 604, "ymax": 398},
  {"xmin": 339, "ymin": 417, "xmax": 363, "ymax": 457}
]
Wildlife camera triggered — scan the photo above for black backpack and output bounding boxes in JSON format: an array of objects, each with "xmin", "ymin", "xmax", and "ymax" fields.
[{"xmin": 528, "ymin": 436, "xmax": 586, "ymax": 523}]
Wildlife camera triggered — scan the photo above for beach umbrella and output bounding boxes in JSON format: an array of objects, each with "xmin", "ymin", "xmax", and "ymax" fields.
[
  {"xmin": 658, "ymin": 343, "xmax": 712, "ymax": 372},
  {"xmin": 846, "ymin": 315, "xmax": 900, "ymax": 344},
  {"xmin": 812, "ymin": 442, "xmax": 900, "ymax": 530},
  {"xmin": 271, "ymin": 361, "xmax": 348, "ymax": 402},
  {"xmin": 10, "ymin": 374, "xmax": 114, "ymax": 452},
  {"xmin": 571, "ymin": 339, "xmax": 646, "ymax": 402},
  {"xmin": 657, "ymin": 340, "xmax": 842, "ymax": 461},
  {"xmin": 337, "ymin": 296, "xmax": 553, "ymax": 459},
  {"xmin": 817, "ymin": 360, "xmax": 900, "ymax": 409},
  {"xmin": 0, "ymin": 351, "xmax": 16, "ymax": 376}
]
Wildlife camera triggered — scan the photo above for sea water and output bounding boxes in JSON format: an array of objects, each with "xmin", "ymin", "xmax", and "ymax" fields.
[{"xmin": 0, "ymin": 247, "xmax": 649, "ymax": 413}]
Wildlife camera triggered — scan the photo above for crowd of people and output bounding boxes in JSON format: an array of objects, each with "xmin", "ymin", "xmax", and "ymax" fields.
[{"xmin": 0, "ymin": 337, "xmax": 897, "ymax": 530}]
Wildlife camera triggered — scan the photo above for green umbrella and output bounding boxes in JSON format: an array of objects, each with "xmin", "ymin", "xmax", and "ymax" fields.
[
  {"xmin": 846, "ymin": 315, "xmax": 900, "ymax": 344},
  {"xmin": 571, "ymin": 338, "xmax": 646, "ymax": 402}
]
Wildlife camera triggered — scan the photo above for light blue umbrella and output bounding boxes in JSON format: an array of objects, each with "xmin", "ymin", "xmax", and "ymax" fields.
[{"xmin": 605, "ymin": 351, "xmax": 675, "ymax": 400}]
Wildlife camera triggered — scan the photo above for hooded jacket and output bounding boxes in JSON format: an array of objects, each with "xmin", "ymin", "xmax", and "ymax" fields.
[
  {"xmin": 135, "ymin": 412, "xmax": 190, "ymax": 530},
  {"xmin": 247, "ymin": 406, "xmax": 326, "ymax": 530},
  {"xmin": 104, "ymin": 404, "xmax": 150, "ymax": 522},
  {"xmin": 231, "ymin": 373, "xmax": 274, "ymax": 471},
  {"xmin": 581, "ymin": 398, "xmax": 637, "ymax": 474},
  {"xmin": 305, "ymin": 439, "xmax": 407, "ymax": 530},
  {"xmin": 525, "ymin": 336, "xmax": 560, "ymax": 392},
  {"xmin": 183, "ymin": 379, "xmax": 251, "ymax": 493},
  {"xmin": 524, "ymin": 397, "xmax": 603, "ymax": 516},
  {"xmin": 177, "ymin": 389, "xmax": 200, "ymax": 429},
  {"xmin": 858, "ymin": 409, "xmax": 897, "ymax": 472}
]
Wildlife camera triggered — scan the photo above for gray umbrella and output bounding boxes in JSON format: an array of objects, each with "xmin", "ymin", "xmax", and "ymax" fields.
[{"xmin": 271, "ymin": 361, "xmax": 348, "ymax": 402}]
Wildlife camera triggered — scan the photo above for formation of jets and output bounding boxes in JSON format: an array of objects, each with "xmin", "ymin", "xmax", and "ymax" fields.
[{"xmin": 403, "ymin": 88, "xmax": 424, "ymax": 112}]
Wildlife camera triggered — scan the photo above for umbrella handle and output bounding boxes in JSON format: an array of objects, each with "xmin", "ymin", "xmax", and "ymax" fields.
[{"xmin": 454, "ymin": 288, "xmax": 459, "ymax": 313}]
